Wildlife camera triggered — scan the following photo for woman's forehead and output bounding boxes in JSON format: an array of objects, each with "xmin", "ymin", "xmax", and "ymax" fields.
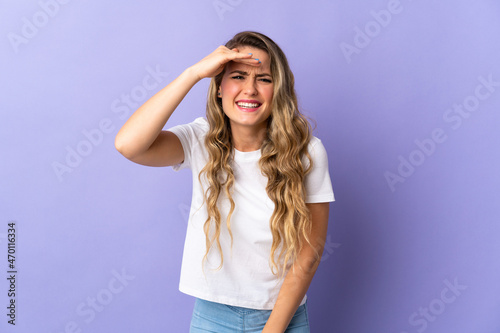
[{"xmin": 225, "ymin": 60, "xmax": 271, "ymax": 75}]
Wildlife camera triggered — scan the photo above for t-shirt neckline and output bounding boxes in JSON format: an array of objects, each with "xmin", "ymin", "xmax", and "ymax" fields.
[{"xmin": 234, "ymin": 147, "xmax": 261, "ymax": 161}]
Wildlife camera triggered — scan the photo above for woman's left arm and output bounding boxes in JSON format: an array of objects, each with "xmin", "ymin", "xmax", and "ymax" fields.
[{"xmin": 262, "ymin": 202, "xmax": 330, "ymax": 333}]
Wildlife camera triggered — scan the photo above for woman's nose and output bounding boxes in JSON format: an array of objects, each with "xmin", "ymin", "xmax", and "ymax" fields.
[{"xmin": 243, "ymin": 79, "xmax": 258, "ymax": 95}]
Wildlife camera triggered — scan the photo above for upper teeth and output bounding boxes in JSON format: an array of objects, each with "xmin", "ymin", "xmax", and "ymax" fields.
[{"xmin": 237, "ymin": 102, "xmax": 260, "ymax": 108}]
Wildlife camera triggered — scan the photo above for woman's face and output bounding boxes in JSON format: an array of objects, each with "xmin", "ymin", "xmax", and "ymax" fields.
[{"xmin": 218, "ymin": 46, "xmax": 274, "ymax": 134}]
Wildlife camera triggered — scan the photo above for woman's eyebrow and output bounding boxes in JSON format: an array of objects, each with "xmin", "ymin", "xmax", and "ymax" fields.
[{"xmin": 228, "ymin": 70, "xmax": 271, "ymax": 77}]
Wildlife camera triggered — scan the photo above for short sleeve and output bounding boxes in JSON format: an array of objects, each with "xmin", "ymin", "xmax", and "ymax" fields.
[
  {"xmin": 304, "ymin": 137, "xmax": 335, "ymax": 203},
  {"xmin": 166, "ymin": 117, "xmax": 208, "ymax": 172}
]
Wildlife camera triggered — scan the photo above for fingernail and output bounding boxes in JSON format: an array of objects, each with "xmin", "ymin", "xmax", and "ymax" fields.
[
  {"xmin": 255, "ymin": 58, "xmax": 260, "ymax": 63},
  {"xmin": 248, "ymin": 53, "xmax": 253, "ymax": 55}
]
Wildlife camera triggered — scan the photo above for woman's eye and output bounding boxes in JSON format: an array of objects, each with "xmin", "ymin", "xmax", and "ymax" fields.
[{"xmin": 231, "ymin": 76, "xmax": 271, "ymax": 83}]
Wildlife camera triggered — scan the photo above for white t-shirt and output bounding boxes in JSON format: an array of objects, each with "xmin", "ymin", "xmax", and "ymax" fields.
[{"xmin": 168, "ymin": 117, "xmax": 334, "ymax": 310}]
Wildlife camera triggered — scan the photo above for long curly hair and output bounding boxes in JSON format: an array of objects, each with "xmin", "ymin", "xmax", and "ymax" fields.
[{"xmin": 199, "ymin": 31, "xmax": 316, "ymax": 279}]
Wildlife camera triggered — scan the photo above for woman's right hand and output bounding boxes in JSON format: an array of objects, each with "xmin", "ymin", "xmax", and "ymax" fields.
[{"xmin": 190, "ymin": 46, "xmax": 261, "ymax": 80}]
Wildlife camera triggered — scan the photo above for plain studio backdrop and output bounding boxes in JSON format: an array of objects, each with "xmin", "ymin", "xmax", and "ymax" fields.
[{"xmin": 1, "ymin": 0, "xmax": 499, "ymax": 332}]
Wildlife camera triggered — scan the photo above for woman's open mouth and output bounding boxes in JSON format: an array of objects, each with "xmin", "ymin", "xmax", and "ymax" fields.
[{"xmin": 235, "ymin": 101, "xmax": 262, "ymax": 112}]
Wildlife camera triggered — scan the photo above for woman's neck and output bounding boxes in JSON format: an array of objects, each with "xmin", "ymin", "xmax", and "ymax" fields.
[{"xmin": 230, "ymin": 123, "xmax": 267, "ymax": 152}]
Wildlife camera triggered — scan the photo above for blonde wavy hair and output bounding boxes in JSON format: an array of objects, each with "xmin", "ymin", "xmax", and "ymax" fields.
[{"xmin": 199, "ymin": 31, "xmax": 316, "ymax": 279}]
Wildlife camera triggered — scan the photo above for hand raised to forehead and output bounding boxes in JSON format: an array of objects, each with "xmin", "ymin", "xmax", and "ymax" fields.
[{"xmin": 191, "ymin": 46, "xmax": 261, "ymax": 80}]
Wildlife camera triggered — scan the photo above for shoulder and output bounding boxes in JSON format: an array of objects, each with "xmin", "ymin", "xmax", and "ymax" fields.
[
  {"xmin": 193, "ymin": 116, "xmax": 209, "ymax": 127},
  {"xmin": 307, "ymin": 136, "xmax": 328, "ymax": 159},
  {"xmin": 186, "ymin": 117, "xmax": 209, "ymax": 133},
  {"xmin": 190, "ymin": 117, "xmax": 209, "ymax": 136},
  {"xmin": 303, "ymin": 135, "xmax": 335, "ymax": 202},
  {"xmin": 308, "ymin": 136, "xmax": 323, "ymax": 149}
]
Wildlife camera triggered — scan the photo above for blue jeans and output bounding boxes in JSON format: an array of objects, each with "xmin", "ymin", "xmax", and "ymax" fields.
[{"xmin": 189, "ymin": 298, "xmax": 310, "ymax": 332}]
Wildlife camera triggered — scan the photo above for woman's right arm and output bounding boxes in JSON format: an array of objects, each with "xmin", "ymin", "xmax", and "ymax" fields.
[
  {"xmin": 114, "ymin": 66, "xmax": 200, "ymax": 167},
  {"xmin": 114, "ymin": 46, "xmax": 259, "ymax": 167}
]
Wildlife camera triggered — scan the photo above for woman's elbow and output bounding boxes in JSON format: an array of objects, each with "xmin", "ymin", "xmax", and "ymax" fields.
[{"xmin": 114, "ymin": 135, "xmax": 135, "ymax": 159}]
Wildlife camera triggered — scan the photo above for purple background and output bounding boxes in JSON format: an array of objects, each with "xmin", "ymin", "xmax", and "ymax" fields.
[{"xmin": 1, "ymin": 1, "xmax": 500, "ymax": 332}]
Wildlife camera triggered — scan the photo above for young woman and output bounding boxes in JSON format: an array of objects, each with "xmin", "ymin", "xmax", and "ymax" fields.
[{"xmin": 115, "ymin": 31, "xmax": 334, "ymax": 332}]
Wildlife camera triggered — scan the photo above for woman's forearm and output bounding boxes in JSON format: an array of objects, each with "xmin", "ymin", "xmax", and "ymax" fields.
[
  {"xmin": 263, "ymin": 202, "xmax": 330, "ymax": 332},
  {"xmin": 114, "ymin": 66, "xmax": 200, "ymax": 159},
  {"xmin": 263, "ymin": 256, "xmax": 320, "ymax": 332}
]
